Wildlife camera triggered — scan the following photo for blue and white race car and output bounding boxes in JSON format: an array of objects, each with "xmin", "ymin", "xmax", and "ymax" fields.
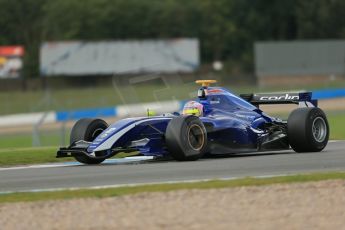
[{"xmin": 57, "ymin": 80, "xmax": 329, "ymax": 164}]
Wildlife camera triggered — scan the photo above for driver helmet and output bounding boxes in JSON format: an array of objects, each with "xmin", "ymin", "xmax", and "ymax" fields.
[{"xmin": 182, "ymin": 101, "xmax": 204, "ymax": 117}]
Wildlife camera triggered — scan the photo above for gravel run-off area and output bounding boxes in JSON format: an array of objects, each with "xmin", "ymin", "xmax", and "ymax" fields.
[{"xmin": 1, "ymin": 180, "xmax": 345, "ymax": 230}]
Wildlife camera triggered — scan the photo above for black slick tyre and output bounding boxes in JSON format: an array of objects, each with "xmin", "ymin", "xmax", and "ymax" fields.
[
  {"xmin": 165, "ymin": 115, "xmax": 207, "ymax": 161},
  {"xmin": 70, "ymin": 118, "xmax": 109, "ymax": 164},
  {"xmin": 287, "ymin": 107, "xmax": 329, "ymax": 152}
]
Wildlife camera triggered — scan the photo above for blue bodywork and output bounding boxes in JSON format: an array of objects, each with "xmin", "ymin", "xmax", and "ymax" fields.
[{"xmin": 82, "ymin": 86, "xmax": 297, "ymax": 158}]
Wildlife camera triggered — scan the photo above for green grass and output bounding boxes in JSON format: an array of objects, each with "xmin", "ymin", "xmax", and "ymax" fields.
[
  {"xmin": 0, "ymin": 147, "xmax": 73, "ymax": 166},
  {"xmin": 0, "ymin": 111, "xmax": 343, "ymax": 166},
  {"xmin": 1, "ymin": 171, "xmax": 345, "ymax": 203},
  {"xmin": 0, "ymin": 134, "xmax": 33, "ymax": 148},
  {"xmin": 268, "ymin": 111, "xmax": 345, "ymax": 140},
  {"xmin": 1, "ymin": 80, "xmax": 345, "ymax": 115},
  {"xmin": 0, "ymin": 110, "xmax": 343, "ymax": 166},
  {"xmin": 0, "ymin": 132, "xmax": 69, "ymax": 149},
  {"xmin": 328, "ymin": 112, "xmax": 345, "ymax": 140},
  {"xmin": 1, "ymin": 111, "xmax": 344, "ymax": 150},
  {"xmin": 0, "ymin": 146, "xmax": 137, "ymax": 166},
  {"xmin": 0, "ymin": 84, "xmax": 196, "ymax": 115}
]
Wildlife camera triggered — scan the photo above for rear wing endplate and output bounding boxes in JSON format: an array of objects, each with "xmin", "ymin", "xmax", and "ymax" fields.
[{"xmin": 240, "ymin": 92, "xmax": 317, "ymax": 107}]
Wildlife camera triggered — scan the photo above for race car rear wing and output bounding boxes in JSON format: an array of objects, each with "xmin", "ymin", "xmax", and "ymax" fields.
[{"xmin": 240, "ymin": 92, "xmax": 318, "ymax": 107}]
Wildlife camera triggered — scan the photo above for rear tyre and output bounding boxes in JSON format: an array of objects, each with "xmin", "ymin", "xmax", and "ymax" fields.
[
  {"xmin": 70, "ymin": 118, "xmax": 109, "ymax": 164},
  {"xmin": 165, "ymin": 115, "xmax": 207, "ymax": 161},
  {"xmin": 287, "ymin": 107, "xmax": 329, "ymax": 152}
]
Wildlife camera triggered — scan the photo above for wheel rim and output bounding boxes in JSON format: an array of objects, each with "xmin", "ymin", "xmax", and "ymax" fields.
[
  {"xmin": 312, "ymin": 117, "xmax": 327, "ymax": 143},
  {"xmin": 187, "ymin": 124, "xmax": 205, "ymax": 151}
]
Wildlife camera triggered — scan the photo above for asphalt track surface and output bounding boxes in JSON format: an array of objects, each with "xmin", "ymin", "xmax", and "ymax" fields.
[{"xmin": 0, "ymin": 141, "xmax": 344, "ymax": 193}]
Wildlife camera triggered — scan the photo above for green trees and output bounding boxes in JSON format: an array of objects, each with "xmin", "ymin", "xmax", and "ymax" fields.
[
  {"xmin": 0, "ymin": 0, "xmax": 345, "ymax": 78},
  {"xmin": 296, "ymin": 0, "xmax": 345, "ymax": 38},
  {"xmin": 0, "ymin": 0, "xmax": 47, "ymax": 78}
]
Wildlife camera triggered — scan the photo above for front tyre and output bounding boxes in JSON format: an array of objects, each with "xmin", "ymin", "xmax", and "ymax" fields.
[
  {"xmin": 165, "ymin": 115, "xmax": 207, "ymax": 161},
  {"xmin": 288, "ymin": 107, "xmax": 329, "ymax": 152},
  {"xmin": 70, "ymin": 118, "xmax": 109, "ymax": 164}
]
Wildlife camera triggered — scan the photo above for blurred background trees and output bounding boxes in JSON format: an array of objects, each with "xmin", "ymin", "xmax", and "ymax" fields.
[{"xmin": 0, "ymin": 0, "xmax": 344, "ymax": 78}]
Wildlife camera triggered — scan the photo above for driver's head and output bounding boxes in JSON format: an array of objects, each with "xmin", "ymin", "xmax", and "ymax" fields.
[{"xmin": 182, "ymin": 101, "xmax": 203, "ymax": 117}]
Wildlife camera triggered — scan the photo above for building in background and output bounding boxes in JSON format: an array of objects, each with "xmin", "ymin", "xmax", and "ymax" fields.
[
  {"xmin": 40, "ymin": 39, "xmax": 199, "ymax": 77},
  {"xmin": 255, "ymin": 40, "xmax": 345, "ymax": 86},
  {"xmin": 0, "ymin": 46, "xmax": 24, "ymax": 79}
]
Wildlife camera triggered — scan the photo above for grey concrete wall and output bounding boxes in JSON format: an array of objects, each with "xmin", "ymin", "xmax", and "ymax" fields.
[
  {"xmin": 40, "ymin": 39, "xmax": 199, "ymax": 76},
  {"xmin": 255, "ymin": 40, "xmax": 345, "ymax": 78}
]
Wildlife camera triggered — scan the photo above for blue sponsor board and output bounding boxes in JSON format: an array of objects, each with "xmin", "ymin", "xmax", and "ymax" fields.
[
  {"xmin": 313, "ymin": 88, "xmax": 345, "ymax": 100},
  {"xmin": 54, "ymin": 88, "xmax": 345, "ymax": 122}
]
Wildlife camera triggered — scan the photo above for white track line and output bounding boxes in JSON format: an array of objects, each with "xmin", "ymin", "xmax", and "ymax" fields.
[
  {"xmin": 0, "ymin": 140, "xmax": 344, "ymax": 195},
  {"xmin": 0, "ymin": 173, "xmax": 299, "ymax": 195},
  {"xmin": 0, "ymin": 141, "xmax": 342, "ymax": 171},
  {"xmin": 0, "ymin": 164, "xmax": 69, "ymax": 171},
  {"xmin": 0, "ymin": 156, "xmax": 155, "ymax": 171},
  {"xmin": 329, "ymin": 140, "xmax": 342, "ymax": 143},
  {"xmin": 3, "ymin": 171, "xmax": 341, "ymax": 195}
]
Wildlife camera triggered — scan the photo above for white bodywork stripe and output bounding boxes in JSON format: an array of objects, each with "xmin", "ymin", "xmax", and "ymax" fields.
[{"xmin": 93, "ymin": 117, "xmax": 172, "ymax": 152}]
